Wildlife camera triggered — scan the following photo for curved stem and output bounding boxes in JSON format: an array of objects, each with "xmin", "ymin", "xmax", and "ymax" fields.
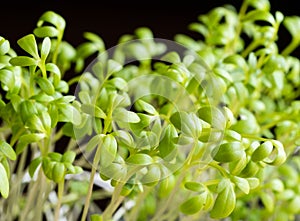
[
  {"xmin": 282, "ymin": 39, "xmax": 300, "ymax": 56},
  {"xmin": 241, "ymin": 134, "xmax": 269, "ymax": 141},
  {"xmin": 52, "ymin": 32, "xmax": 63, "ymax": 64},
  {"xmin": 67, "ymin": 75, "xmax": 81, "ymax": 86},
  {"xmin": 102, "ymin": 183, "xmax": 125, "ymax": 220},
  {"xmin": 241, "ymin": 40, "xmax": 261, "ymax": 58}
]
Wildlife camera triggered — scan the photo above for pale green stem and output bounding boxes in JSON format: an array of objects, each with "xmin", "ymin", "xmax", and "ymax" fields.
[
  {"xmin": 126, "ymin": 186, "xmax": 152, "ymax": 221},
  {"xmin": 102, "ymin": 184, "xmax": 125, "ymax": 220},
  {"xmin": 241, "ymin": 40, "xmax": 262, "ymax": 58},
  {"xmin": 20, "ymin": 169, "xmax": 44, "ymax": 221},
  {"xmin": 150, "ymin": 171, "xmax": 186, "ymax": 221},
  {"xmin": 101, "ymin": 167, "xmax": 142, "ymax": 220},
  {"xmin": 282, "ymin": 39, "xmax": 300, "ymax": 56},
  {"xmin": 7, "ymin": 147, "xmax": 28, "ymax": 219},
  {"xmin": 67, "ymin": 75, "xmax": 82, "ymax": 86},
  {"xmin": 54, "ymin": 180, "xmax": 65, "ymax": 221},
  {"xmin": 81, "ymin": 142, "xmax": 102, "ymax": 221},
  {"xmin": 52, "ymin": 32, "xmax": 63, "ymax": 64}
]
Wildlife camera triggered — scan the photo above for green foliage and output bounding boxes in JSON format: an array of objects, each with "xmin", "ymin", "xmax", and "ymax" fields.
[{"xmin": 0, "ymin": 0, "xmax": 300, "ymax": 220}]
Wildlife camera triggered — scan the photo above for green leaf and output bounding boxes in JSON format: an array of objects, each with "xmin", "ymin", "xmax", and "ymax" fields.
[
  {"xmin": 161, "ymin": 52, "xmax": 181, "ymax": 63},
  {"xmin": 189, "ymin": 22, "xmax": 208, "ymax": 36},
  {"xmin": 52, "ymin": 162, "xmax": 65, "ymax": 182},
  {"xmin": 288, "ymin": 195, "xmax": 300, "ymax": 213},
  {"xmin": 174, "ymin": 34, "xmax": 201, "ymax": 51},
  {"xmin": 223, "ymin": 54, "xmax": 247, "ymax": 71},
  {"xmin": 37, "ymin": 11, "xmax": 66, "ymax": 30},
  {"xmin": 20, "ymin": 100, "xmax": 38, "ymax": 123},
  {"xmin": 0, "ymin": 158, "xmax": 10, "ymax": 179},
  {"xmin": 29, "ymin": 157, "xmax": 42, "ymax": 177},
  {"xmin": 0, "ymin": 163, "xmax": 9, "ymax": 198},
  {"xmin": 0, "ymin": 69, "xmax": 15, "ymax": 91},
  {"xmin": 84, "ymin": 32, "xmax": 105, "ymax": 48},
  {"xmin": 126, "ymin": 153, "xmax": 153, "ymax": 166},
  {"xmin": 41, "ymin": 111, "xmax": 52, "ymax": 132},
  {"xmin": 213, "ymin": 142, "xmax": 244, "ymax": 162},
  {"xmin": 81, "ymin": 104, "xmax": 106, "ymax": 119},
  {"xmin": 283, "ymin": 16, "xmax": 300, "ymax": 40},
  {"xmin": 25, "ymin": 115, "xmax": 45, "ymax": 132},
  {"xmin": 127, "ymin": 43, "xmax": 149, "ymax": 60},
  {"xmin": 113, "ymin": 108, "xmax": 140, "ymax": 123},
  {"xmin": 128, "ymin": 113, "xmax": 151, "ymax": 135},
  {"xmin": 270, "ymin": 179, "xmax": 284, "ymax": 192},
  {"xmin": 55, "ymin": 95, "xmax": 75, "ymax": 104},
  {"xmin": 58, "ymin": 104, "xmax": 82, "ymax": 126},
  {"xmin": 0, "ymin": 140, "xmax": 16, "ymax": 160},
  {"xmin": 260, "ymin": 191, "xmax": 274, "ymax": 212},
  {"xmin": 232, "ymin": 176, "xmax": 250, "ymax": 194},
  {"xmin": 48, "ymin": 152, "xmax": 62, "ymax": 162},
  {"xmin": 90, "ymin": 214, "xmax": 103, "ymax": 221},
  {"xmin": 9, "ymin": 56, "xmax": 38, "ymax": 66},
  {"xmin": 108, "ymin": 77, "xmax": 128, "ymax": 91},
  {"xmin": 247, "ymin": 0, "xmax": 270, "ymax": 10},
  {"xmin": 198, "ymin": 106, "xmax": 226, "ymax": 130},
  {"xmin": 61, "ymin": 151, "xmax": 76, "ymax": 163},
  {"xmin": 180, "ymin": 195, "xmax": 206, "ymax": 215},
  {"xmin": 46, "ymin": 63, "xmax": 61, "ymax": 86},
  {"xmin": 135, "ymin": 100, "xmax": 157, "ymax": 115},
  {"xmin": 158, "ymin": 124, "xmax": 178, "ymax": 159},
  {"xmin": 107, "ymin": 59, "xmax": 122, "ymax": 76},
  {"xmin": 34, "ymin": 26, "xmax": 59, "ymax": 38},
  {"xmin": 242, "ymin": 9, "xmax": 275, "ymax": 25},
  {"xmin": 135, "ymin": 27, "xmax": 153, "ymax": 39},
  {"xmin": 0, "ymin": 38, "xmax": 10, "ymax": 55},
  {"xmin": 100, "ymin": 134, "xmax": 117, "ymax": 168},
  {"xmin": 239, "ymin": 161, "xmax": 259, "ymax": 178},
  {"xmin": 158, "ymin": 174, "xmax": 176, "ymax": 198},
  {"xmin": 224, "ymin": 130, "xmax": 242, "ymax": 142},
  {"xmin": 251, "ymin": 141, "xmax": 273, "ymax": 162},
  {"xmin": 230, "ymin": 109, "xmax": 259, "ymax": 134},
  {"xmin": 73, "ymin": 166, "xmax": 83, "ymax": 174},
  {"xmin": 114, "ymin": 130, "xmax": 134, "ymax": 147},
  {"xmin": 41, "ymin": 37, "xmax": 51, "ymax": 61},
  {"xmin": 17, "ymin": 34, "xmax": 39, "ymax": 59},
  {"xmin": 64, "ymin": 162, "xmax": 75, "ymax": 173},
  {"xmin": 36, "ymin": 77, "xmax": 55, "ymax": 95},
  {"xmin": 170, "ymin": 112, "xmax": 202, "ymax": 138},
  {"xmin": 184, "ymin": 182, "xmax": 206, "ymax": 193},
  {"xmin": 86, "ymin": 135, "xmax": 103, "ymax": 152},
  {"xmin": 18, "ymin": 133, "xmax": 46, "ymax": 144},
  {"xmin": 141, "ymin": 164, "xmax": 161, "ymax": 185},
  {"xmin": 101, "ymin": 162, "xmax": 127, "ymax": 181},
  {"xmin": 42, "ymin": 158, "xmax": 54, "ymax": 180},
  {"xmin": 247, "ymin": 178, "xmax": 260, "ymax": 190},
  {"xmin": 229, "ymin": 153, "xmax": 247, "ymax": 175},
  {"xmin": 265, "ymin": 140, "xmax": 286, "ymax": 166},
  {"xmin": 210, "ymin": 180, "xmax": 235, "ymax": 219}
]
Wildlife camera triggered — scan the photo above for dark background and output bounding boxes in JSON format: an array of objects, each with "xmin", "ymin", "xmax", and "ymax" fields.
[{"xmin": 0, "ymin": 0, "xmax": 299, "ymax": 53}]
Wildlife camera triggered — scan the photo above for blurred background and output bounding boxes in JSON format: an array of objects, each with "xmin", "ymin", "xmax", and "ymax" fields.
[{"xmin": 0, "ymin": 0, "xmax": 299, "ymax": 52}]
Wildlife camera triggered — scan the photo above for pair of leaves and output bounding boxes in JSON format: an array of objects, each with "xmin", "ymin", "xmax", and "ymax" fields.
[
  {"xmin": 34, "ymin": 11, "xmax": 66, "ymax": 38},
  {"xmin": 10, "ymin": 35, "xmax": 51, "ymax": 66},
  {"xmin": 29, "ymin": 151, "xmax": 82, "ymax": 182}
]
